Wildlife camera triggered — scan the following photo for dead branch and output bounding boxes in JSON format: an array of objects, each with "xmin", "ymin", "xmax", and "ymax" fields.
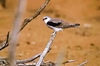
[
  {"xmin": 36, "ymin": 31, "xmax": 57, "ymax": 66},
  {"xmin": 0, "ymin": 31, "xmax": 10, "ymax": 50},
  {"xmin": 78, "ymin": 60, "xmax": 88, "ymax": 66},
  {"xmin": 5, "ymin": 32, "xmax": 10, "ymax": 44},
  {"xmin": 0, "ymin": 56, "xmax": 88, "ymax": 66},
  {"xmin": 16, "ymin": 48, "xmax": 51, "ymax": 64},
  {"xmin": 16, "ymin": 53, "xmax": 41, "ymax": 64},
  {"xmin": 0, "ymin": 0, "xmax": 50, "ymax": 51},
  {"xmin": 17, "ymin": 61, "xmax": 56, "ymax": 66},
  {"xmin": 0, "ymin": 48, "xmax": 51, "ymax": 66},
  {"xmin": 0, "ymin": 57, "xmax": 9, "ymax": 65},
  {"xmin": 19, "ymin": 0, "xmax": 50, "ymax": 32},
  {"xmin": 63, "ymin": 60, "xmax": 75, "ymax": 65}
]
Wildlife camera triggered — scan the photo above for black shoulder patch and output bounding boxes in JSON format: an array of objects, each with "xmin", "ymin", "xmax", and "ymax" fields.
[{"xmin": 47, "ymin": 21, "xmax": 61, "ymax": 27}]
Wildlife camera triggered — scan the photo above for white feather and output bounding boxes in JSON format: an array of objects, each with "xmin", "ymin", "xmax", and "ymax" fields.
[
  {"xmin": 43, "ymin": 16, "xmax": 51, "ymax": 24},
  {"xmin": 49, "ymin": 26, "xmax": 62, "ymax": 32}
]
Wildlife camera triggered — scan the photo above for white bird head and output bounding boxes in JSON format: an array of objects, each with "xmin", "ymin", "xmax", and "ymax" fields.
[{"xmin": 43, "ymin": 16, "xmax": 51, "ymax": 23}]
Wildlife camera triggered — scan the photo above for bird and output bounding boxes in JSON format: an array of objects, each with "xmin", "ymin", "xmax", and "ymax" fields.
[{"xmin": 43, "ymin": 16, "xmax": 80, "ymax": 32}]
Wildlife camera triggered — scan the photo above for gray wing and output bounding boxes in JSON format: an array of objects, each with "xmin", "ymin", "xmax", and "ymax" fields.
[
  {"xmin": 49, "ymin": 18, "xmax": 70, "ymax": 28},
  {"xmin": 48, "ymin": 18, "xmax": 79, "ymax": 28},
  {"xmin": 47, "ymin": 18, "xmax": 63, "ymax": 27}
]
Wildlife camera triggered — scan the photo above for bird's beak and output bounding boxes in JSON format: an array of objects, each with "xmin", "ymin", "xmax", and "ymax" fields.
[{"xmin": 43, "ymin": 18, "xmax": 45, "ymax": 21}]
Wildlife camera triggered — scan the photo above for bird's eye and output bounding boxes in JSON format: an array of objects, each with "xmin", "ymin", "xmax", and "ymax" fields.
[
  {"xmin": 45, "ymin": 18, "xmax": 47, "ymax": 20},
  {"xmin": 43, "ymin": 17, "xmax": 47, "ymax": 20}
]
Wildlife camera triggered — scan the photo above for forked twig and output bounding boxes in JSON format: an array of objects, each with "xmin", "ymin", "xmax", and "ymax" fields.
[
  {"xmin": 0, "ymin": 0, "xmax": 50, "ymax": 51},
  {"xmin": 16, "ymin": 48, "xmax": 51, "ymax": 64},
  {"xmin": 0, "ymin": 49, "xmax": 51, "ymax": 65},
  {"xmin": 19, "ymin": 0, "xmax": 50, "ymax": 32},
  {"xmin": 36, "ymin": 31, "xmax": 57, "ymax": 66},
  {"xmin": 0, "ymin": 32, "xmax": 10, "ymax": 50}
]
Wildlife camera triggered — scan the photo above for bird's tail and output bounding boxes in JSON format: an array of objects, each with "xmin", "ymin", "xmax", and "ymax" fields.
[
  {"xmin": 64, "ymin": 23, "xmax": 80, "ymax": 28},
  {"xmin": 73, "ymin": 23, "xmax": 80, "ymax": 27}
]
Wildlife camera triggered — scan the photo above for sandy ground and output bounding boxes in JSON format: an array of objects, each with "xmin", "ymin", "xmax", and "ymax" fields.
[{"xmin": 0, "ymin": 0, "xmax": 100, "ymax": 66}]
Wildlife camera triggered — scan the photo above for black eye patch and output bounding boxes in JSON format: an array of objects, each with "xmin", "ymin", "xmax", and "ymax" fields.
[{"xmin": 43, "ymin": 17, "xmax": 47, "ymax": 20}]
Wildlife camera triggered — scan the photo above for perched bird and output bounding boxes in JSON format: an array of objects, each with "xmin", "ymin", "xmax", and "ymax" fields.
[{"xmin": 43, "ymin": 16, "xmax": 80, "ymax": 32}]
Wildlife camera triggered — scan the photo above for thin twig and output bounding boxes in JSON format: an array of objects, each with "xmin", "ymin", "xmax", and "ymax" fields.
[
  {"xmin": 5, "ymin": 32, "xmax": 10, "ymax": 44},
  {"xmin": 0, "ymin": 32, "xmax": 10, "ymax": 50},
  {"xmin": 16, "ymin": 53, "xmax": 41, "ymax": 64},
  {"xmin": 78, "ymin": 60, "xmax": 88, "ymax": 66},
  {"xmin": 63, "ymin": 60, "xmax": 75, "ymax": 65},
  {"xmin": 0, "ymin": 0, "xmax": 50, "ymax": 51},
  {"xmin": 19, "ymin": 0, "xmax": 50, "ymax": 32},
  {"xmin": 16, "ymin": 48, "xmax": 51, "ymax": 64},
  {"xmin": 36, "ymin": 31, "xmax": 57, "ymax": 66}
]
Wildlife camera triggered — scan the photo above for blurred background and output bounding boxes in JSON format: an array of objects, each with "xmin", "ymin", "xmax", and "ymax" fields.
[{"xmin": 0, "ymin": 0, "xmax": 100, "ymax": 66}]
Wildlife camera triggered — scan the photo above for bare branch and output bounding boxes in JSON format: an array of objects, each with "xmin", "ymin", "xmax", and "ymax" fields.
[
  {"xmin": 78, "ymin": 60, "xmax": 88, "ymax": 66},
  {"xmin": 16, "ymin": 48, "xmax": 51, "ymax": 64},
  {"xmin": 0, "ymin": 0, "xmax": 50, "ymax": 51},
  {"xmin": 5, "ymin": 32, "xmax": 10, "ymax": 44},
  {"xmin": 0, "ymin": 48, "xmax": 51, "ymax": 66},
  {"xmin": 36, "ymin": 31, "xmax": 57, "ymax": 66},
  {"xmin": 16, "ymin": 53, "xmax": 41, "ymax": 64},
  {"xmin": 19, "ymin": 0, "xmax": 50, "ymax": 32},
  {"xmin": 0, "ymin": 32, "xmax": 10, "ymax": 50},
  {"xmin": 63, "ymin": 60, "xmax": 75, "ymax": 65}
]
